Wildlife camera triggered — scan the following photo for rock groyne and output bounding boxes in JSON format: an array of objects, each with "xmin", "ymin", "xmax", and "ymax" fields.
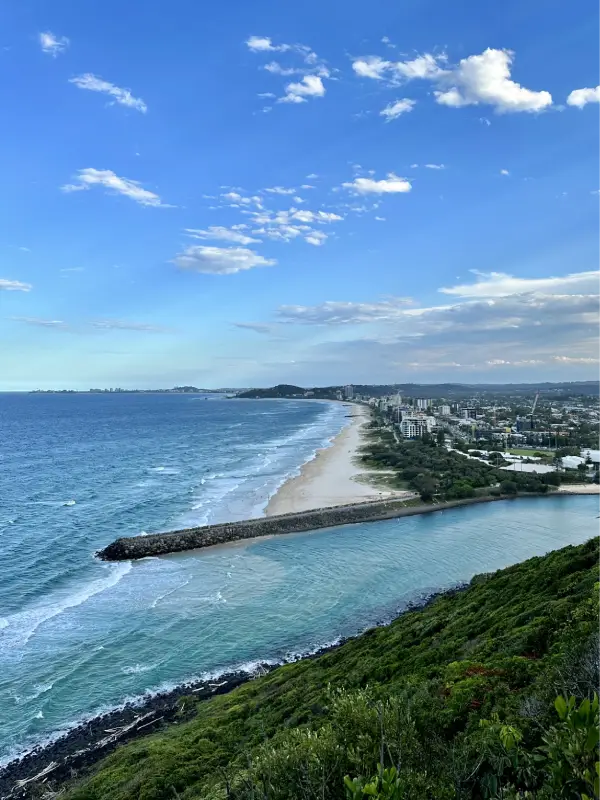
[{"xmin": 98, "ymin": 495, "xmax": 513, "ymax": 561}]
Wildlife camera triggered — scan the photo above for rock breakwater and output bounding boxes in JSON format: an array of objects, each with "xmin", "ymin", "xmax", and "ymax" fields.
[{"xmin": 98, "ymin": 495, "xmax": 512, "ymax": 561}]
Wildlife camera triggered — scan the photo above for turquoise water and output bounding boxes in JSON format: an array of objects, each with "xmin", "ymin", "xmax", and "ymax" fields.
[{"xmin": 0, "ymin": 395, "xmax": 597, "ymax": 763}]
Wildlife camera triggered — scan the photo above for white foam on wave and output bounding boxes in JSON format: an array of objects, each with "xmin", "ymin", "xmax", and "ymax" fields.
[
  {"xmin": 121, "ymin": 662, "xmax": 160, "ymax": 675},
  {"xmin": 173, "ymin": 400, "xmax": 349, "ymax": 529},
  {"xmin": 12, "ymin": 681, "xmax": 55, "ymax": 705},
  {"xmin": 0, "ymin": 656, "xmax": 280, "ymax": 767},
  {"xmin": 62, "ymin": 500, "xmax": 76, "ymax": 507},
  {"xmin": 0, "ymin": 562, "xmax": 132, "ymax": 649},
  {"xmin": 149, "ymin": 578, "xmax": 190, "ymax": 609},
  {"xmin": 0, "ymin": 637, "xmax": 348, "ymax": 768}
]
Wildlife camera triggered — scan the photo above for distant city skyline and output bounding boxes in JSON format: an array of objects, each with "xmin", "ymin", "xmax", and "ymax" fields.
[{"xmin": 0, "ymin": 0, "xmax": 598, "ymax": 390}]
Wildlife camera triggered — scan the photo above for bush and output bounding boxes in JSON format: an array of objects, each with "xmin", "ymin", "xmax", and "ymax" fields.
[
  {"xmin": 500, "ymin": 480, "xmax": 518, "ymax": 495},
  {"xmin": 447, "ymin": 481, "xmax": 476, "ymax": 499}
]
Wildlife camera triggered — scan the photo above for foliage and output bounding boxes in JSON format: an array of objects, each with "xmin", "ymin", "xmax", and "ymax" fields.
[
  {"xmin": 360, "ymin": 423, "xmax": 561, "ymax": 500},
  {"xmin": 61, "ymin": 538, "xmax": 599, "ymax": 800}
]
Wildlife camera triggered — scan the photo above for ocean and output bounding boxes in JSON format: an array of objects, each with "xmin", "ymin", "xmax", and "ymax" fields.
[{"xmin": 0, "ymin": 393, "xmax": 597, "ymax": 764}]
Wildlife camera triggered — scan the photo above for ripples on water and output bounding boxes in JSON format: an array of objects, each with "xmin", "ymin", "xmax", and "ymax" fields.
[{"xmin": 0, "ymin": 394, "xmax": 597, "ymax": 763}]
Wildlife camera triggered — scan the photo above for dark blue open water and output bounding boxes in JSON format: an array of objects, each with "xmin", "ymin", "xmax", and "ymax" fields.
[{"xmin": 0, "ymin": 394, "xmax": 597, "ymax": 763}]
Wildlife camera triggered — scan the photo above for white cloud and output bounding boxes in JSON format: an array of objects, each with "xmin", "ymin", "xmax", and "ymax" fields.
[
  {"xmin": 305, "ymin": 231, "xmax": 328, "ymax": 246},
  {"xmin": 91, "ymin": 320, "xmax": 167, "ymax": 332},
  {"xmin": 566, "ymin": 86, "xmax": 600, "ymax": 108},
  {"xmin": 423, "ymin": 164, "xmax": 444, "ymax": 170},
  {"xmin": 0, "ymin": 278, "xmax": 32, "ymax": 291},
  {"xmin": 69, "ymin": 74, "xmax": 147, "ymax": 113},
  {"xmin": 380, "ymin": 98, "xmax": 416, "ymax": 120},
  {"xmin": 434, "ymin": 49, "xmax": 552, "ymax": 113},
  {"xmin": 233, "ymin": 322, "xmax": 273, "ymax": 334},
  {"xmin": 352, "ymin": 56, "xmax": 391, "ymax": 80},
  {"xmin": 263, "ymin": 62, "xmax": 303, "ymax": 76},
  {"xmin": 247, "ymin": 35, "xmax": 328, "ymax": 104},
  {"xmin": 11, "ymin": 316, "xmax": 66, "ymax": 328},
  {"xmin": 342, "ymin": 173, "xmax": 412, "ymax": 195},
  {"xmin": 353, "ymin": 52, "xmax": 445, "ymax": 82},
  {"xmin": 246, "ymin": 36, "xmax": 290, "ymax": 53},
  {"xmin": 300, "ymin": 184, "xmax": 316, "ymax": 189},
  {"xmin": 500, "ymin": 169, "xmax": 510, "ymax": 176},
  {"xmin": 353, "ymin": 47, "xmax": 551, "ymax": 114},
  {"xmin": 265, "ymin": 186, "xmax": 296, "ymax": 195},
  {"xmin": 61, "ymin": 168, "xmax": 170, "ymax": 207},
  {"xmin": 173, "ymin": 246, "xmax": 276, "ymax": 275},
  {"xmin": 222, "ymin": 191, "xmax": 263, "ymax": 208},
  {"xmin": 552, "ymin": 356, "xmax": 598, "ymax": 364},
  {"xmin": 395, "ymin": 53, "xmax": 446, "ymax": 80},
  {"xmin": 292, "ymin": 209, "xmax": 342, "ymax": 222},
  {"xmin": 262, "ymin": 269, "xmax": 598, "ymax": 383},
  {"xmin": 277, "ymin": 296, "xmax": 414, "ymax": 325},
  {"xmin": 185, "ymin": 226, "xmax": 261, "ymax": 245},
  {"xmin": 39, "ymin": 31, "xmax": 69, "ymax": 56},
  {"xmin": 440, "ymin": 270, "xmax": 599, "ymax": 298},
  {"xmin": 279, "ymin": 75, "xmax": 325, "ymax": 104}
]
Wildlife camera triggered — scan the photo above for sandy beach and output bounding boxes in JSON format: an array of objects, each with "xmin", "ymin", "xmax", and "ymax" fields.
[
  {"xmin": 266, "ymin": 404, "xmax": 413, "ymax": 516},
  {"xmin": 557, "ymin": 483, "xmax": 600, "ymax": 494}
]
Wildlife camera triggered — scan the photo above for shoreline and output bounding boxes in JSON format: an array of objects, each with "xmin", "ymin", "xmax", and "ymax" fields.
[
  {"xmin": 0, "ymin": 584, "xmax": 465, "ymax": 799},
  {"xmin": 266, "ymin": 404, "xmax": 413, "ymax": 516},
  {"xmin": 4, "ymin": 494, "xmax": 597, "ymax": 796}
]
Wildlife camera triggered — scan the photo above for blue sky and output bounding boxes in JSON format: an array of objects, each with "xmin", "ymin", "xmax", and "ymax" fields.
[{"xmin": 0, "ymin": 0, "xmax": 598, "ymax": 390}]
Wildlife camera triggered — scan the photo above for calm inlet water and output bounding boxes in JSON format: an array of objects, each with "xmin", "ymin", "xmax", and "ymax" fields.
[{"xmin": 0, "ymin": 394, "xmax": 597, "ymax": 763}]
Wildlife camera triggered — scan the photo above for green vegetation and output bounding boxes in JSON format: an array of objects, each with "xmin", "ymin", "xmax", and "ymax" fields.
[
  {"xmin": 359, "ymin": 419, "xmax": 563, "ymax": 502},
  {"xmin": 508, "ymin": 449, "xmax": 555, "ymax": 459},
  {"xmin": 61, "ymin": 538, "xmax": 599, "ymax": 800},
  {"xmin": 236, "ymin": 384, "xmax": 308, "ymax": 399}
]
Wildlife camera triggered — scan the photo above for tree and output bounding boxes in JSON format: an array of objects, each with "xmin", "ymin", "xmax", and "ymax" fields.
[
  {"xmin": 500, "ymin": 480, "xmax": 518, "ymax": 495},
  {"xmin": 436, "ymin": 429, "xmax": 445, "ymax": 447}
]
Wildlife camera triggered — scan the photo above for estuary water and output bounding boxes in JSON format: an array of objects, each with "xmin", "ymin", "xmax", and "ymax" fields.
[{"xmin": 0, "ymin": 393, "xmax": 597, "ymax": 763}]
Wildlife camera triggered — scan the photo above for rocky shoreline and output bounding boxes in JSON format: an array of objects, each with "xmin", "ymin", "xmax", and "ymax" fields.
[{"xmin": 0, "ymin": 586, "xmax": 465, "ymax": 800}]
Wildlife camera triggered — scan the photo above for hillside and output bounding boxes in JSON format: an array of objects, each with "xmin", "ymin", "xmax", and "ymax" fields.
[
  {"xmin": 236, "ymin": 384, "xmax": 307, "ymax": 398},
  {"xmin": 53, "ymin": 538, "xmax": 599, "ymax": 800}
]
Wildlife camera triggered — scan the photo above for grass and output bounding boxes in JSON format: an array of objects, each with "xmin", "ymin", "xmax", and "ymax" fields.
[
  {"xmin": 59, "ymin": 537, "xmax": 599, "ymax": 800},
  {"xmin": 508, "ymin": 448, "xmax": 556, "ymax": 459}
]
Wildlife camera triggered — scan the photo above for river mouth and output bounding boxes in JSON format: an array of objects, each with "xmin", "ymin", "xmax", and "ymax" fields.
[{"xmin": 1, "ymin": 494, "xmax": 597, "ymax": 771}]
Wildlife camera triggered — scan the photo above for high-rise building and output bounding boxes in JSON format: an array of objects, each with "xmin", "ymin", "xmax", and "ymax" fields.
[
  {"xmin": 400, "ymin": 415, "xmax": 435, "ymax": 439},
  {"xmin": 440, "ymin": 404, "xmax": 451, "ymax": 416},
  {"xmin": 416, "ymin": 398, "xmax": 431, "ymax": 410},
  {"xmin": 344, "ymin": 384, "xmax": 354, "ymax": 399}
]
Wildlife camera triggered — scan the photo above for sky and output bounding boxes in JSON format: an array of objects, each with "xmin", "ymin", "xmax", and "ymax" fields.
[{"xmin": 0, "ymin": 0, "xmax": 598, "ymax": 390}]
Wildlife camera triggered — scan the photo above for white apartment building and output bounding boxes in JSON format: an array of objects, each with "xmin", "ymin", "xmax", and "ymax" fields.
[
  {"xmin": 344, "ymin": 384, "xmax": 354, "ymax": 399},
  {"xmin": 440, "ymin": 404, "xmax": 451, "ymax": 416},
  {"xmin": 416, "ymin": 398, "xmax": 431, "ymax": 410},
  {"xmin": 400, "ymin": 415, "xmax": 435, "ymax": 439}
]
